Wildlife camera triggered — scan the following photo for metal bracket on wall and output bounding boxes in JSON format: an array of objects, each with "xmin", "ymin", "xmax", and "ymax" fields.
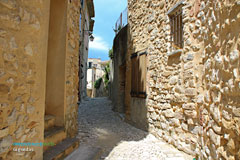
[{"xmin": 131, "ymin": 51, "xmax": 148, "ymax": 59}]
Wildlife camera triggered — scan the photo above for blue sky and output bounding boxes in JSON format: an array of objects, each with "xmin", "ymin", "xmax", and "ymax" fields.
[{"xmin": 88, "ymin": 0, "xmax": 127, "ymax": 61}]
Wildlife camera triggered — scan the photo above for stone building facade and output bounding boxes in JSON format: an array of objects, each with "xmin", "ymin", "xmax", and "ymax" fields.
[
  {"xmin": 79, "ymin": 0, "xmax": 94, "ymax": 101},
  {"xmin": 113, "ymin": 0, "xmax": 240, "ymax": 159},
  {"xmin": 87, "ymin": 58, "xmax": 108, "ymax": 98},
  {"xmin": 0, "ymin": 0, "xmax": 94, "ymax": 159}
]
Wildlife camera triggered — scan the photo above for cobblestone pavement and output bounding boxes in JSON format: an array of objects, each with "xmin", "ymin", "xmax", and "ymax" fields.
[{"xmin": 75, "ymin": 97, "xmax": 193, "ymax": 160}]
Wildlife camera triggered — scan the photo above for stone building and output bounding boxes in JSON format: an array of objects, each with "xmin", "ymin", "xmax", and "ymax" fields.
[
  {"xmin": 112, "ymin": 0, "xmax": 240, "ymax": 159},
  {"xmin": 0, "ymin": 0, "xmax": 94, "ymax": 159},
  {"xmin": 87, "ymin": 58, "xmax": 107, "ymax": 97},
  {"xmin": 79, "ymin": 0, "xmax": 95, "ymax": 101}
]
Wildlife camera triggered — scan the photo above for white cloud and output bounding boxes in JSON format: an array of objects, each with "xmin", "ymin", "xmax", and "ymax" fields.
[{"xmin": 89, "ymin": 35, "xmax": 109, "ymax": 51}]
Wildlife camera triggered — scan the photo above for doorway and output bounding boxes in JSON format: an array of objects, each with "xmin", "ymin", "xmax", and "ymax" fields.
[
  {"xmin": 118, "ymin": 64, "xmax": 126, "ymax": 113},
  {"xmin": 45, "ymin": 0, "xmax": 68, "ymax": 126}
]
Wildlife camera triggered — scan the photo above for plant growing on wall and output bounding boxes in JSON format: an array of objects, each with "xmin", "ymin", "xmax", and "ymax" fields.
[
  {"xmin": 113, "ymin": 25, "xmax": 123, "ymax": 34},
  {"xmin": 94, "ymin": 77, "xmax": 102, "ymax": 89},
  {"xmin": 108, "ymin": 48, "xmax": 113, "ymax": 59}
]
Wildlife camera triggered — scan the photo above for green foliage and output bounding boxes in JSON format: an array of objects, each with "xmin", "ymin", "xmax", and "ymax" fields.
[
  {"xmin": 94, "ymin": 63, "xmax": 111, "ymax": 90},
  {"xmin": 94, "ymin": 78, "xmax": 102, "ymax": 89},
  {"xmin": 108, "ymin": 48, "xmax": 113, "ymax": 59},
  {"xmin": 103, "ymin": 63, "xmax": 110, "ymax": 89},
  {"xmin": 113, "ymin": 25, "xmax": 123, "ymax": 34}
]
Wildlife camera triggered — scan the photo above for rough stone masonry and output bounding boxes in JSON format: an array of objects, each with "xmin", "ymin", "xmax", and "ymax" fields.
[
  {"xmin": 127, "ymin": 0, "xmax": 240, "ymax": 159},
  {"xmin": 0, "ymin": 0, "xmax": 81, "ymax": 159}
]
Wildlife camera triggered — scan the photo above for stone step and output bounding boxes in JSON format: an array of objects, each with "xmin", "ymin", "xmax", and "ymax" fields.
[
  {"xmin": 43, "ymin": 137, "xmax": 79, "ymax": 160},
  {"xmin": 44, "ymin": 126, "xmax": 66, "ymax": 151},
  {"xmin": 64, "ymin": 145, "xmax": 103, "ymax": 160},
  {"xmin": 45, "ymin": 115, "xmax": 56, "ymax": 130}
]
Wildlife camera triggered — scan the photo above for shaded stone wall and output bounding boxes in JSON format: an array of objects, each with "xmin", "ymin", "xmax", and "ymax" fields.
[
  {"xmin": 95, "ymin": 79, "xmax": 108, "ymax": 97},
  {"xmin": 111, "ymin": 25, "xmax": 128, "ymax": 113},
  {"xmin": 79, "ymin": 0, "xmax": 94, "ymax": 101},
  {"xmin": 0, "ymin": 0, "xmax": 50, "ymax": 159},
  {"xmin": 128, "ymin": 0, "xmax": 240, "ymax": 159}
]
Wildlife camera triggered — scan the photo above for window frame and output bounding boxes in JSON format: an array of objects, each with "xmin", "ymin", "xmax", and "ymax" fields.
[
  {"xmin": 88, "ymin": 62, "xmax": 92, "ymax": 68},
  {"xmin": 167, "ymin": 0, "xmax": 184, "ymax": 52}
]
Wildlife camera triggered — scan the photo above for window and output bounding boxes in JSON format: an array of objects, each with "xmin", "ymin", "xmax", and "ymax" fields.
[
  {"xmin": 81, "ymin": 0, "xmax": 84, "ymax": 6},
  {"xmin": 88, "ymin": 62, "xmax": 92, "ymax": 68},
  {"xmin": 168, "ymin": 2, "xmax": 183, "ymax": 51},
  {"xmin": 131, "ymin": 51, "xmax": 147, "ymax": 98},
  {"xmin": 79, "ymin": 13, "xmax": 82, "ymax": 34}
]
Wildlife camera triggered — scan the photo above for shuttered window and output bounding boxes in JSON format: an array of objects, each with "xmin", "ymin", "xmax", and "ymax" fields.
[{"xmin": 131, "ymin": 51, "xmax": 147, "ymax": 98}]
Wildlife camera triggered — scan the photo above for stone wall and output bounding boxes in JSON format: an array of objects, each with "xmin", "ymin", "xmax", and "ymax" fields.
[
  {"xmin": 79, "ymin": 0, "xmax": 94, "ymax": 101},
  {"xmin": 95, "ymin": 79, "xmax": 108, "ymax": 97},
  {"xmin": 111, "ymin": 25, "xmax": 128, "ymax": 113},
  {"xmin": 65, "ymin": 0, "xmax": 81, "ymax": 138},
  {"xmin": 0, "ymin": 0, "xmax": 81, "ymax": 159},
  {"xmin": 128, "ymin": 0, "xmax": 240, "ymax": 159},
  {"xmin": 0, "ymin": 0, "xmax": 50, "ymax": 159}
]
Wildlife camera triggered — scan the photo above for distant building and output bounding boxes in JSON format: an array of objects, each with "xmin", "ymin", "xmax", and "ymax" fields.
[{"xmin": 87, "ymin": 58, "xmax": 108, "ymax": 97}]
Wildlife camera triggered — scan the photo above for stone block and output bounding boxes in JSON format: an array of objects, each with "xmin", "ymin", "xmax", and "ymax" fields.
[
  {"xmin": 182, "ymin": 103, "xmax": 196, "ymax": 110},
  {"xmin": 184, "ymin": 110, "xmax": 197, "ymax": 118},
  {"xmin": 222, "ymin": 110, "xmax": 232, "ymax": 121},
  {"xmin": 209, "ymin": 129, "xmax": 221, "ymax": 146},
  {"xmin": 161, "ymin": 103, "xmax": 171, "ymax": 110},
  {"xmin": 0, "ymin": 127, "xmax": 9, "ymax": 138},
  {"xmin": 7, "ymin": 108, "xmax": 16, "ymax": 125},
  {"xmin": 227, "ymin": 138, "xmax": 235, "ymax": 151},
  {"xmin": 229, "ymin": 50, "xmax": 239, "ymax": 63},
  {"xmin": 0, "ymin": 0, "xmax": 17, "ymax": 10},
  {"xmin": 24, "ymin": 43, "xmax": 33, "ymax": 56},
  {"xmin": 196, "ymin": 95, "xmax": 204, "ymax": 104},
  {"xmin": 185, "ymin": 88, "xmax": 196, "ymax": 96},
  {"xmin": 0, "ymin": 136, "xmax": 12, "ymax": 154},
  {"xmin": 27, "ymin": 105, "xmax": 35, "ymax": 114},
  {"xmin": 15, "ymin": 125, "xmax": 24, "ymax": 139},
  {"xmin": 162, "ymin": 71, "xmax": 171, "ymax": 77},
  {"xmin": 233, "ymin": 107, "xmax": 240, "ymax": 117},
  {"xmin": 0, "ymin": 84, "xmax": 9, "ymax": 94},
  {"xmin": 169, "ymin": 118, "xmax": 180, "ymax": 127},
  {"xmin": 169, "ymin": 76, "xmax": 178, "ymax": 85},
  {"xmin": 163, "ymin": 109, "xmax": 175, "ymax": 118}
]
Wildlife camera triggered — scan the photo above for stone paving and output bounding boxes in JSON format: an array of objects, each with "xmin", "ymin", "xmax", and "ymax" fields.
[{"xmin": 66, "ymin": 97, "xmax": 193, "ymax": 160}]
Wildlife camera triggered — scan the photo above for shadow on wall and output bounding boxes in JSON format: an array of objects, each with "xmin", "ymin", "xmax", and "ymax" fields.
[
  {"xmin": 110, "ymin": 25, "xmax": 128, "ymax": 114},
  {"xmin": 95, "ymin": 79, "xmax": 109, "ymax": 97},
  {"xmin": 110, "ymin": 24, "xmax": 149, "ymax": 131},
  {"xmin": 127, "ymin": 24, "xmax": 149, "ymax": 131}
]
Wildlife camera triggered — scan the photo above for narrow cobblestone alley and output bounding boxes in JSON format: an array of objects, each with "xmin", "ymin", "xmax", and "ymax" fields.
[{"xmin": 65, "ymin": 97, "xmax": 193, "ymax": 160}]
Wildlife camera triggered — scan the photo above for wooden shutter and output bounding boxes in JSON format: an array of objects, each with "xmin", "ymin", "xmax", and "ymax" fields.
[
  {"xmin": 131, "ymin": 52, "xmax": 147, "ymax": 98},
  {"xmin": 131, "ymin": 53, "xmax": 138, "ymax": 97},
  {"xmin": 138, "ymin": 52, "xmax": 147, "ymax": 98}
]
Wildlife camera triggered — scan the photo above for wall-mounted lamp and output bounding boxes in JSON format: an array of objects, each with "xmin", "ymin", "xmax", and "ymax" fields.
[
  {"xmin": 83, "ymin": 30, "xmax": 94, "ymax": 41},
  {"xmin": 89, "ymin": 34, "xmax": 94, "ymax": 41}
]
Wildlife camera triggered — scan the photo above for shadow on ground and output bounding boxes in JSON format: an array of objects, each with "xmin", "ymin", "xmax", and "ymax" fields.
[{"xmin": 65, "ymin": 97, "xmax": 193, "ymax": 160}]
